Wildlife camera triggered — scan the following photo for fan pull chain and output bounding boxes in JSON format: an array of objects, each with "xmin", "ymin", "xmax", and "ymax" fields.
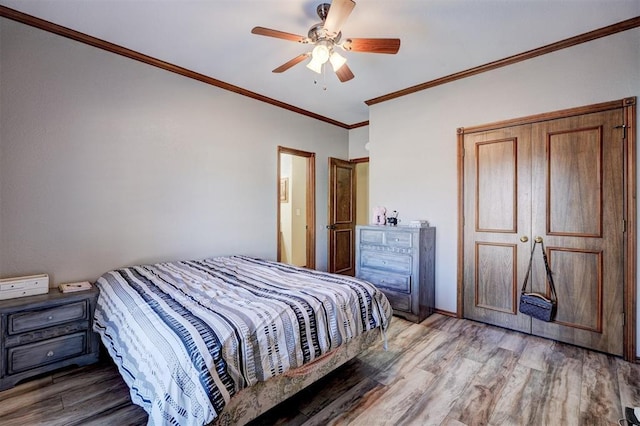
[{"xmin": 312, "ymin": 62, "xmax": 328, "ymax": 91}]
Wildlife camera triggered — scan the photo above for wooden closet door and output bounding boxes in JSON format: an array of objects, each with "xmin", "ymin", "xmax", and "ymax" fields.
[
  {"xmin": 529, "ymin": 109, "xmax": 624, "ymax": 356},
  {"xmin": 462, "ymin": 125, "xmax": 533, "ymax": 333}
]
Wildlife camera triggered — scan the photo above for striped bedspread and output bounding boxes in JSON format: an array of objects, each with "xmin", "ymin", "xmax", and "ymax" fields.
[{"xmin": 93, "ymin": 255, "xmax": 392, "ymax": 426}]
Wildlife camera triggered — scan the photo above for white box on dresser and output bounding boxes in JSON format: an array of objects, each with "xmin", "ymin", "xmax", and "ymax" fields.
[{"xmin": 355, "ymin": 225, "xmax": 436, "ymax": 323}]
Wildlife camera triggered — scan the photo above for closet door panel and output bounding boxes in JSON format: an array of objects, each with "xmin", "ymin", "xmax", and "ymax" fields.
[
  {"xmin": 531, "ymin": 109, "xmax": 624, "ymax": 356},
  {"xmin": 476, "ymin": 139, "xmax": 517, "ymax": 232},
  {"xmin": 548, "ymin": 248, "xmax": 602, "ymax": 333},
  {"xmin": 462, "ymin": 125, "xmax": 532, "ymax": 333},
  {"xmin": 547, "ymin": 127, "xmax": 602, "ymax": 236}
]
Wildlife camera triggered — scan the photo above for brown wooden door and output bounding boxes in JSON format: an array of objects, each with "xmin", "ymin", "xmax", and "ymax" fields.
[
  {"xmin": 463, "ymin": 124, "xmax": 533, "ymax": 333},
  {"xmin": 529, "ymin": 110, "xmax": 624, "ymax": 355},
  {"xmin": 462, "ymin": 108, "xmax": 625, "ymax": 356},
  {"xmin": 328, "ymin": 157, "xmax": 356, "ymax": 275}
]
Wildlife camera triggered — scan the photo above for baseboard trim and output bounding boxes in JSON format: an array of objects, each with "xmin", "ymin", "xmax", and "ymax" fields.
[{"xmin": 434, "ymin": 309, "xmax": 458, "ymax": 318}]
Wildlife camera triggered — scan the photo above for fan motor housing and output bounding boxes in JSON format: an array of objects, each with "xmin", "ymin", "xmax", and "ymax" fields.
[
  {"xmin": 308, "ymin": 23, "xmax": 341, "ymax": 44},
  {"xmin": 316, "ymin": 3, "xmax": 331, "ymax": 20}
]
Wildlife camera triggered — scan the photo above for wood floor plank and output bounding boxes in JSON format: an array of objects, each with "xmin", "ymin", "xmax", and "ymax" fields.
[
  {"xmin": 0, "ymin": 314, "xmax": 635, "ymax": 426},
  {"xmin": 517, "ymin": 334, "xmax": 554, "ymax": 372},
  {"xmin": 355, "ymin": 320, "xmax": 433, "ymax": 372},
  {"xmin": 487, "ymin": 364, "xmax": 547, "ymax": 425},
  {"xmin": 458, "ymin": 323, "xmax": 507, "ymax": 364},
  {"xmin": 302, "ymin": 377, "xmax": 384, "ymax": 426},
  {"xmin": 373, "ymin": 327, "xmax": 450, "ymax": 386},
  {"xmin": 447, "ymin": 347, "xmax": 520, "ymax": 425},
  {"xmin": 579, "ymin": 350, "xmax": 622, "ymax": 425},
  {"xmin": 78, "ymin": 403, "xmax": 147, "ymax": 426},
  {"xmin": 296, "ymin": 358, "xmax": 380, "ymax": 418},
  {"xmin": 346, "ymin": 368, "xmax": 436, "ymax": 425},
  {"xmin": 414, "ymin": 328, "xmax": 467, "ymax": 377},
  {"xmin": 616, "ymin": 358, "xmax": 640, "ymax": 411},
  {"xmin": 0, "ymin": 378, "xmax": 65, "ymax": 417},
  {"xmin": 0, "ymin": 375, "xmax": 52, "ymax": 402},
  {"xmin": 394, "ymin": 356, "xmax": 482, "ymax": 426},
  {"xmin": 0, "ymin": 393, "xmax": 64, "ymax": 426},
  {"xmin": 498, "ymin": 329, "xmax": 529, "ymax": 354},
  {"xmin": 535, "ymin": 343, "xmax": 584, "ymax": 426}
]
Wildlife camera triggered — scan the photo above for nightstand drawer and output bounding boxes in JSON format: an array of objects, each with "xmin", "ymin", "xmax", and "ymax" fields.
[
  {"xmin": 7, "ymin": 332, "xmax": 87, "ymax": 374},
  {"xmin": 8, "ymin": 301, "xmax": 88, "ymax": 335},
  {"xmin": 360, "ymin": 251, "xmax": 412, "ymax": 274},
  {"xmin": 358, "ymin": 269, "xmax": 410, "ymax": 293}
]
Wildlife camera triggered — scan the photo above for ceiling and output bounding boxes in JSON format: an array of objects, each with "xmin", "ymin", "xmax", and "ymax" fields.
[{"xmin": 1, "ymin": 0, "xmax": 638, "ymax": 127}]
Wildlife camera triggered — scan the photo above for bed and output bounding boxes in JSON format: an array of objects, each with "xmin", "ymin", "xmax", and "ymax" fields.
[{"xmin": 93, "ymin": 255, "xmax": 392, "ymax": 426}]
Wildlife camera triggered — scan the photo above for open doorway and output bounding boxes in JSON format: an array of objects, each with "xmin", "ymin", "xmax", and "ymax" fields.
[
  {"xmin": 277, "ymin": 146, "xmax": 316, "ymax": 269},
  {"xmin": 353, "ymin": 157, "xmax": 369, "ymax": 226}
]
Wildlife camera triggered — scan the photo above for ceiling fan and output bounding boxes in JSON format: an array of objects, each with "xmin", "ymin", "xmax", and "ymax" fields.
[{"xmin": 251, "ymin": 0, "xmax": 400, "ymax": 83}]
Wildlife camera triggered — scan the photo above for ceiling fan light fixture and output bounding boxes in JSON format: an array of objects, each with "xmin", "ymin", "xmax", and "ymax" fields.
[
  {"xmin": 329, "ymin": 51, "xmax": 347, "ymax": 71},
  {"xmin": 306, "ymin": 56, "xmax": 324, "ymax": 74},
  {"xmin": 311, "ymin": 43, "xmax": 331, "ymax": 64}
]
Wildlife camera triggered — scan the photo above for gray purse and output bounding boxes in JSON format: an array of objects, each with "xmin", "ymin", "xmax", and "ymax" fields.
[{"xmin": 519, "ymin": 239, "xmax": 557, "ymax": 322}]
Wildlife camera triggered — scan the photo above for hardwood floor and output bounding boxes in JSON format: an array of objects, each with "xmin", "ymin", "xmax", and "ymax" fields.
[{"xmin": 0, "ymin": 314, "xmax": 638, "ymax": 425}]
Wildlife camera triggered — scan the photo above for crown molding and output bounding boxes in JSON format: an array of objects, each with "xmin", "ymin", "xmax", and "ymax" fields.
[
  {"xmin": 0, "ymin": 5, "xmax": 354, "ymax": 129},
  {"xmin": 366, "ymin": 16, "xmax": 640, "ymax": 106}
]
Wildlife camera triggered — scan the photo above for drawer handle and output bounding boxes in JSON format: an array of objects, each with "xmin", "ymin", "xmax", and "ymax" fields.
[
  {"xmin": 47, "ymin": 316, "xmax": 53, "ymax": 321},
  {"xmin": 46, "ymin": 351, "xmax": 54, "ymax": 357},
  {"xmin": 395, "ymin": 238, "xmax": 400, "ymax": 241}
]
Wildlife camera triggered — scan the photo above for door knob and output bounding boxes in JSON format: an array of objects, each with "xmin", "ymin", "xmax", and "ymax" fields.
[
  {"xmin": 326, "ymin": 224, "xmax": 336, "ymax": 230},
  {"xmin": 535, "ymin": 236, "xmax": 543, "ymax": 243},
  {"xmin": 520, "ymin": 236, "xmax": 528, "ymax": 242}
]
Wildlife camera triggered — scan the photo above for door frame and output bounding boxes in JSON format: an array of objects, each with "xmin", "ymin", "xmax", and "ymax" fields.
[
  {"xmin": 277, "ymin": 146, "xmax": 316, "ymax": 269},
  {"xmin": 457, "ymin": 97, "xmax": 637, "ymax": 361}
]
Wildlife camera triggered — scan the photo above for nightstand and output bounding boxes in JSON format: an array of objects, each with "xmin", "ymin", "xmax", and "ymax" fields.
[{"xmin": 0, "ymin": 287, "xmax": 100, "ymax": 390}]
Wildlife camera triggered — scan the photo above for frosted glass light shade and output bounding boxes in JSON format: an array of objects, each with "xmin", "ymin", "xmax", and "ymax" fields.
[
  {"xmin": 311, "ymin": 44, "xmax": 330, "ymax": 64},
  {"xmin": 329, "ymin": 51, "xmax": 347, "ymax": 71},
  {"xmin": 306, "ymin": 57, "xmax": 324, "ymax": 74}
]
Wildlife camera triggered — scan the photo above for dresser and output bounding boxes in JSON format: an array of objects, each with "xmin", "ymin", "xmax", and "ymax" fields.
[
  {"xmin": 0, "ymin": 288, "xmax": 100, "ymax": 390},
  {"xmin": 356, "ymin": 225, "xmax": 436, "ymax": 323}
]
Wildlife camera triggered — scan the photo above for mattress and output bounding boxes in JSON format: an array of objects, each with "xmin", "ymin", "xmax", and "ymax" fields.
[{"xmin": 93, "ymin": 255, "xmax": 392, "ymax": 425}]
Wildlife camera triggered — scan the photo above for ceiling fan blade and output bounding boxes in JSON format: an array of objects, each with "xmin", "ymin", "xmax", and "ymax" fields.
[
  {"xmin": 251, "ymin": 26, "xmax": 306, "ymax": 43},
  {"xmin": 343, "ymin": 38, "xmax": 401, "ymax": 54},
  {"xmin": 335, "ymin": 63, "xmax": 355, "ymax": 82},
  {"xmin": 272, "ymin": 53, "xmax": 310, "ymax": 73},
  {"xmin": 323, "ymin": 0, "xmax": 356, "ymax": 36}
]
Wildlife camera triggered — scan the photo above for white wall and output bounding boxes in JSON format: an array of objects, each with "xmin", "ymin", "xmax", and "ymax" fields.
[
  {"xmin": 349, "ymin": 126, "xmax": 369, "ymax": 160},
  {"xmin": 0, "ymin": 19, "xmax": 348, "ymax": 284},
  {"xmin": 369, "ymin": 29, "xmax": 639, "ymax": 353}
]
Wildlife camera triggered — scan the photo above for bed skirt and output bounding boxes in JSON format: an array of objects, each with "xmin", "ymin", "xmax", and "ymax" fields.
[{"xmin": 211, "ymin": 327, "xmax": 381, "ymax": 425}]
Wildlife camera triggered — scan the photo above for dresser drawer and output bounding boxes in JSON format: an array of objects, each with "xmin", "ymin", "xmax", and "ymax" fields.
[
  {"xmin": 360, "ymin": 229, "xmax": 384, "ymax": 245},
  {"xmin": 7, "ymin": 332, "xmax": 87, "ymax": 374},
  {"xmin": 358, "ymin": 269, "xmax": 411, "ymax": 293},
  {"xmin": 381, "ymin": 290, "xmax": 411, "ymax": 312},
  {"xmin": 360, "ymin": 229, "xmax": 413, "ymax": 249},
  {"xmin": 385, "ymin": 231, "xmax": 413, "ymax": 248},
  {"xmin": 8, "ymin": 301, "xmax": 88, "ymax": 335},
  {"xmin": 360, "ymin": 251, "xmax": 412, "ymax": 274}
]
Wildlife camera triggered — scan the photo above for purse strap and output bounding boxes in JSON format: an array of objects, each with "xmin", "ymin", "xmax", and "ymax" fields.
[{"xmin": 520, "ymin": 240, "xmax": 558, "ymax": 302}]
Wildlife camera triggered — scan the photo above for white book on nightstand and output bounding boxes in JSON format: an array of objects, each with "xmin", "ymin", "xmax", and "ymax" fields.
[{"xmin": 59, "ymin": 281, "xmax": 93, "ymax": 293}]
